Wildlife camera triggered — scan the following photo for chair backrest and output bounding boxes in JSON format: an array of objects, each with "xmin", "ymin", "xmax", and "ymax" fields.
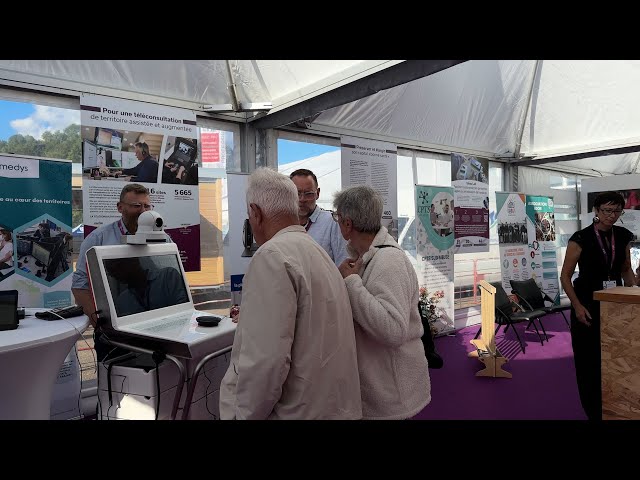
[
  {"xmin": 490, "ymin": 282, "xmax": 513, "ymax": 312},
  {"xmin": 510, "ymin": 278, "xmax": 545, "ymax": 309}
]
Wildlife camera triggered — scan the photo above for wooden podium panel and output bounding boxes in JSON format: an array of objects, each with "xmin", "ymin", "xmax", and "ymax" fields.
[{"xmin": 594, "ymin": 287, "xmax": 640, "ymax": 420}]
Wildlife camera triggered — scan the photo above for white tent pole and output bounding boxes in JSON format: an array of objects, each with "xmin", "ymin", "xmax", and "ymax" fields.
[{"xmin": 513, "ymin": 60, "xmax": 541, "ymax": 159}]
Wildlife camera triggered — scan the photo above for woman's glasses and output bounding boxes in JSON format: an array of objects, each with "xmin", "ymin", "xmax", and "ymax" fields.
[
  {"xmin": 331, "ymin": 211, "xmax": 341, "ymax": 222},
  {"xmin": 598, "ymin": 208, "xmax": 624, "ymax": 216}
]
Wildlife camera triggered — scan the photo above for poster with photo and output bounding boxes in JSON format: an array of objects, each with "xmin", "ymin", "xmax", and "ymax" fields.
[
  {"xmin": 415, "ymin": 185, "xmax": 455, "ymax": 335},
  {"xmin": 525, "ymin": 196, "xmax": 560, "ymax": 304},
  {"xmin": 0, "ymin": 154, "xmax": 72, "ymax": 307},
  {"xmin": 451, "ymin": 153, "xmax": 490, "ymax": 253},
  {"xmin": 80, "ymin": 94, "xmax": 201, "ymax": 271},
  {"xmin": 496, "ymin": 192, "xmax": 531, "ymax": 295},
  {"xmin": 340, "ymin": 136, "xmax": 398, "ymax": 239}
]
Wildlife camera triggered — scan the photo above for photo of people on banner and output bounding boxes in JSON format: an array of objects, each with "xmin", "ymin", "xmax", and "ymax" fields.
[{"xmin": 82, "ymin": 129, "xmax": 198, "ymax": 186}]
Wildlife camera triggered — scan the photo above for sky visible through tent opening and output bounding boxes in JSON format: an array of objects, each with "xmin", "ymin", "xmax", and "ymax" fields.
[{"xmin": 0, "ymin": 100, "xmax": 336, "ymax": 165}]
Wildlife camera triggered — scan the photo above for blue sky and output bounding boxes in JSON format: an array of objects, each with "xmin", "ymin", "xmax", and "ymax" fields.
[
  {"xmin": 0, "ymin": 99, "xmax": 80, "ymax": 140},
  {"xmin": 0, "ymin": 100, "xmax": 33, "ymax": 139},
  {"xmin": 277, "ymin": 139, "xmax": 338, "ymax": 165}
]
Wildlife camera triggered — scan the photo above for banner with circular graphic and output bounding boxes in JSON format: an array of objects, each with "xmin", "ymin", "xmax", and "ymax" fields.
[{"xmin": 415, "ymin": 184, "xmax": 454, "ymax": 335}]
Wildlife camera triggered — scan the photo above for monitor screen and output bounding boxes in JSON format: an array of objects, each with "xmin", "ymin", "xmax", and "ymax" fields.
[
  {"xmin": 32, "ymin": 242, "xmax": 50, "ymax": 265},
  {"xmin": 96, "ymin": 128, "xmax": 112, "ymax": 146},
  {"xmin": 96, "ymin": 128, "xmax": 123, "ymax": 149},
  {"xmin": 177, "ymin": 141, "xmax": 195, "ymax": 158},
  {"xmin": 17, "ymin": 239, "xmax": 32, "ymax": 256},
  {"xmin": 0, "ymin": 290, "xmax": 18, "ymax": 329},
  {"xmin": 103, "ymin": 253, "xmax": 190, "ymax": 318},
  {"xmin": 83, "ymin": 140, "xmax": 98, "ymax": 168}
]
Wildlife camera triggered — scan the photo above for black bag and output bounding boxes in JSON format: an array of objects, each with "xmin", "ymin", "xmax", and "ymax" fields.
[{"xmin": 418, "ymin": 303, "xmax": 443, "ymax": 369}]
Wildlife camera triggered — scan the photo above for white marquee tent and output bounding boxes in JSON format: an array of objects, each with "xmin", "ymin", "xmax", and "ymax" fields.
[{"xmin": 2, "ymin": 59, "xmax": 640, "ymax": 175}]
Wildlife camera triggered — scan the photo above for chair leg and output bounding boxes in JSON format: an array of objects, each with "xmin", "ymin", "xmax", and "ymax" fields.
[
  {"xmin": 538, "ymin": 318, "xmax": 548, "ymax": 341},
  {"xmin": 560, "ymin": 310, "xmax": 570, "ymax": 329},
  {"xmin": 530, "ymin": 320, "xmax": 544, "ymax": 346},
  {"xmin": 495, "ymin": 324, "xmax": 501, "ymax": 335},
  {"xmin": 474, "ymin": 326, "xmax": 482, "ymax": 339},
  {"xmin": 510, "ymin": 321, "xmax": 526, "ymax": 353}
]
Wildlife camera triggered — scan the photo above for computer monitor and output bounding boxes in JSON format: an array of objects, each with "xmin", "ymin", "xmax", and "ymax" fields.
[
  {"xmin": 86, "ymin": 243, "xmax": 193, "ymax": 330},
  {"xmin": 32, "ymin": 242, "xmax": 51, "ymax": 266},
  {"xmin": 83, "ymin": 140, "xmax": 98, "ymax": 168},
  {"xmin": 95, "ymin": 128, "xmax": 123, "ymax": 149},
  {"xmin": 85, "ymin": 243, "xmax": 235, "ymax": 359},
  {"xmin": 17, "ymin": 239, "xmax": 32, "ymax": 256}
]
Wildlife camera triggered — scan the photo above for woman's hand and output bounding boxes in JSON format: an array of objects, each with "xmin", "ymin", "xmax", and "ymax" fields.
[
  {"xmin": 574, "ymin": 302, "xmax": 592, "ymax": 327},
  {"xmin": 338, "ymin": 257, "xmax": 363, "ymax": 279}
]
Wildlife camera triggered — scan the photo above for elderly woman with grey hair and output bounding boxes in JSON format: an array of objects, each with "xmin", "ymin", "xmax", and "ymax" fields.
[{"xmin": 333, "ymin": 185, "xmax": 431, "ymax": 420}]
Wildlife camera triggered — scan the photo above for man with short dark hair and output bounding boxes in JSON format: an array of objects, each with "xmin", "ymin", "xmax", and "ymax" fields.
[
  {"xmin": 72, "ymin": 183, "xmax": 171, "ymax": 361},
  {"xmin": 289, "ymin": 168, "xmax": 348, "ymax": 265}
]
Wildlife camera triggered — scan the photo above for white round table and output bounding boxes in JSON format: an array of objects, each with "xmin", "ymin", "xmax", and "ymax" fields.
[{"xmin": 0, "ymin": 309, "xmax": 89, "ymax": 420}]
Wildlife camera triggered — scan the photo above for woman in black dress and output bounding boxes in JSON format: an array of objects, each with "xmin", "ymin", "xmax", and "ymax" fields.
[{"xmin": 560, "ymin": 191, "xmax": 637, "ymax": 420}]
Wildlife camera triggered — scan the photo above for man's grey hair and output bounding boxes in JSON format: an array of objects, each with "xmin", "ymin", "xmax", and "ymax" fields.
[
  {"xmin": 247, "ymin": 167, "xmax": 299, "ymax": 218},
  {"xmin": 333, "ymin": 185, "xmax": 382, "ymax": 234}
]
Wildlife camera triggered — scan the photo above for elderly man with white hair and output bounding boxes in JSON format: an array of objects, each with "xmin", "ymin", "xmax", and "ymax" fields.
[{"xmin": 219, "ymin": 167, "xmax": 362, "ymax": 420}]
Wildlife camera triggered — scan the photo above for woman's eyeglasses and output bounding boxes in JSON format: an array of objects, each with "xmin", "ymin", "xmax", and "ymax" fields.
[
  {"xmin": 598, "ymin": 208, "xmax": 624, "ymax": 216},
  {"xmin": 331, "ymin": 211, "xmax": 341, "ymax": 222}
]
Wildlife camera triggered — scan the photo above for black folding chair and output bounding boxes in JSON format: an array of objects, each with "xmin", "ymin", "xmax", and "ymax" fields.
[
  {"xmin": 510, "ymin": 278, "xmax": 571, "ymax": 332},
  {"xmin": 474, "ymin": 282, "xmax": 546, "ymax": 353}
]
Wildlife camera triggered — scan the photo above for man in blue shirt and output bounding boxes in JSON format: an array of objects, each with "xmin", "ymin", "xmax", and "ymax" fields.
[
  {"xmin": 72, "ymin": 183, "xmax": 171, "ymax": 361},
  {"xmin": 122, "ymin": 142, "xmax": 159, "ymax": 183},
  {"xmin": 289, "ymin": 168, "xmax": 348, "ymax": 266}
]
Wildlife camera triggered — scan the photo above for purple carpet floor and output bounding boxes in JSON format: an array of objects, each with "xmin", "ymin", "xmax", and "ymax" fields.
[{"xmin": 413, "ymin": 312, "xmax": 588, "ymax": 420}]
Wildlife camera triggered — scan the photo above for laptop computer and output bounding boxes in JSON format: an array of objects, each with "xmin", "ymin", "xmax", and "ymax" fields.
[
  {"xmin": 85, "ymin": 243, "xmax": 235, "ymax": 358},
  {"xmin": 0, "ymin": 290, "xmax": 19, "ymax": 331}
]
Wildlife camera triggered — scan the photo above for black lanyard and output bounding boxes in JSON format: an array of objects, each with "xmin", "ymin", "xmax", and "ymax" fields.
[{"xmin": 594, "ymin": 225, "xmax": 615, "ymax": 280}]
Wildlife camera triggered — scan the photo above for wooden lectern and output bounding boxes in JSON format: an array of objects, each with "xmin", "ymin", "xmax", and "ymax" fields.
[
  {"xmin": 469, "ymin": 281, "xmax": 512, "ymax": 378},
  {"xmin": 593, "ymin": 286, "xmax": 640, "ymax": 420}
]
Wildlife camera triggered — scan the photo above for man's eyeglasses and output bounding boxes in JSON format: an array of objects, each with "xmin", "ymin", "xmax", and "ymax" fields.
[
  {"xmin": 331, "ymin": 211, "xmax": 341, "ymax": 222},
  {"xmin": 122, "ymin": 202, "xmax": 154, "ymax": 210},
  {"xmin": 297, "ymin": 191, "xmax": 316, "ymax": 200},
  {"xmin": 598, "ymin": 208, "xmax": 624, "ymax": 216}
]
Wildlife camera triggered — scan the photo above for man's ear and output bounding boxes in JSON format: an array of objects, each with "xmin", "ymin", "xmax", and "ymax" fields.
[
  {"xmin": 316, "ymin": 187, "xmax": 320, "ymax": 199},
  {"xmin": 117, "ymin": 202, "xmax": 123, "ymax": 214},
  {"xmin": 249, "ymin": 203, "xmax": 263, "ymax": 225}
]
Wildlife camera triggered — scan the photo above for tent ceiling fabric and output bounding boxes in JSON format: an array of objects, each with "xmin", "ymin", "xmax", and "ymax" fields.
[
  {"xmin": 0, "ymin": 59, "xmax": 398, "ymax": 113},
  {"xmin": 314, "ymin": 60, "xmax": 640, "ymax": 175},
  {"xmin": 2, "ymin": 59, "xmax": 640, "ymax": 176}
]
